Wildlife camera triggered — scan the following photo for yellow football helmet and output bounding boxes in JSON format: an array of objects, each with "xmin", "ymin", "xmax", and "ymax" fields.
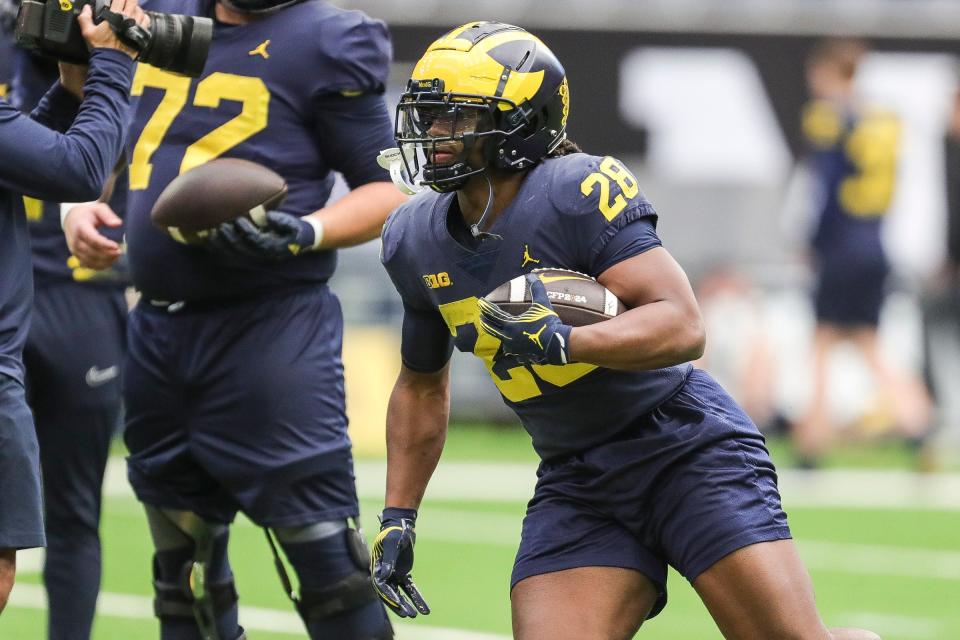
[{"xmin": 396, "ymin": 22, "xmax": 569, "ymax": 193}]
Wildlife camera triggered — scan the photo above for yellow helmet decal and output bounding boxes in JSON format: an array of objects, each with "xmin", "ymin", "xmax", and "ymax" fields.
[{"xmin": 412, "ymin": 30, "xmax": 548, "ymax": 111}]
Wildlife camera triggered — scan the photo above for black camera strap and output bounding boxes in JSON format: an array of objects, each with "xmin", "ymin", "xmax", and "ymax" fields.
[{"xmin": 95, "ymin": 5, "xmax": 150, "ymax": 54}]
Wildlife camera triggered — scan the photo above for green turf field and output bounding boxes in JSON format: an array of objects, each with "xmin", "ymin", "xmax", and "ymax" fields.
[{"xmin": 2, "ymin": 426, "xmax": 958, "ymax": 639}]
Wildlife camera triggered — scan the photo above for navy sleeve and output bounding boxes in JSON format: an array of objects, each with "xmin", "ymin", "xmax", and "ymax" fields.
[
  {"xmin": 313, "ymin": 93, "xmax": 396, "ymax": 189},
  {"xmin": 400, "ymin": 300, "xmax": 454, "ymax": 373},
  {"xmin": 0, "ymin": 48, "xmax": 133, "ymax": 203},
  {"xmin": 29, "ymin": 83, "xmax": 81, "ymax": 132},
  {"xmin": 381, "ymin": 206, "xmax": 454, "ymax": 373},
  {"xmin": 311, "ymin": 13, "xmax": 394, "ymax": 188},
  {"xmin": 549, "ymin": 154, "xmax": 659, "ymax": 277},
  {"xmin": 592, "ymin": 217, "xmax": 662, "ymax": 275},
  {"xmin": 313, "ymin": 12, "xmax": 391, "ymax": 96}
]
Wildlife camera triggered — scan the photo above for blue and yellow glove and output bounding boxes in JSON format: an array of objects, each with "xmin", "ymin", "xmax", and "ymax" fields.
[
  {"xmin": 371, "ymin": 508, "xmax": 430, "ymax": 618},
  {"xmin": 477, "ymin": 273, "xmax": 573, "ymax": 366},
  {"xmin": 209, "ymin": 211, "xmax": 321, "ymax": 261}
]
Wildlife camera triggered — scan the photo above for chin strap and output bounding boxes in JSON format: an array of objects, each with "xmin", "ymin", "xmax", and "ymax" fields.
[
  {"xmin": 377, "ymin": 147, "xmax": 423, "ymax": 196},
  {"xmin": 470, "ymin": 173, "xmax": 502, "ymax": 242}
]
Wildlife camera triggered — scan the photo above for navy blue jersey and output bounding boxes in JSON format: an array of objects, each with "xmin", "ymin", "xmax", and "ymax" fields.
[
  {"xmin": 12, "ymin": 50, "xmax": 129, "ymax": 288},
  {"xmin": 802, "ymin": 100, "xmax": 899, "ymax": 260},
  {"xmin": 124, "ymin": 0, "xmax": 394, "ymax": 301},
  {"xmin": 382, "ymin": 153, "xmax": 691, "ymax": 460},
  {"xmin": 0, "ymin": 26, "xmax": 12, "ymax": 100},
  {"xmin": 0, "ymin": 50, "xmax": 134, "ymax": 383}
]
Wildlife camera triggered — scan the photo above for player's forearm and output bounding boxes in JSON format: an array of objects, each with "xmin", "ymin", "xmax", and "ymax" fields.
[
  {"xmin": 569, "ymin": 300, "xmax": 705, "ymax": 370},
  {"xmin": 384, "ymin": 366, "xmax": 450, "ymax": 510},
  {"xmin": 311, "ymin": 182, "xmax": 407, "ymax": 249}
]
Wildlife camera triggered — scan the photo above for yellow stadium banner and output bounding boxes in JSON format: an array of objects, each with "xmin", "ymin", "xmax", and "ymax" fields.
[{"xmin": 343, "ymin": 325, "xmax": 400, "ymax": 458}]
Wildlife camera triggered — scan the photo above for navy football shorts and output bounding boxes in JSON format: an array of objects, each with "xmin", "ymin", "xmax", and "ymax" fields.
[
  {"xmin": 511, "ymin": 369, "xmax": 791, "ymax": 618},
  {"xmin": 124, "ymin": 286, "xmax": 358, "ymax": 526},
  {"xmin": 0, "ymin": 375, "xmax": 45, "ymax": 549},
  {"xmin": 814, "ymin": 252, "xmax": 889, "ymax": 328}
]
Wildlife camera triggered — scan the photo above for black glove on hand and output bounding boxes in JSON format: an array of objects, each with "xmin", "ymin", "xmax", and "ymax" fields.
[
  {"xmin": 208, "ymin": 211, "xmax": 319, "ymax": 261},
  {"xmin": 478, "ymin": 273, "xmax": 573, "ymax": 366},
  {"xmin": 371, "ymin": 507, "xmax": 430, "ymax": 618}
]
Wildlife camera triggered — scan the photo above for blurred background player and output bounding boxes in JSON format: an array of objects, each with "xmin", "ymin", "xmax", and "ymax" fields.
[
  {"xmin": 0, "ymin": 0, "xmax": 145, "ymax": 615},
  {"xmin": 6, "ymin": 36, "xmax": 131, "ymax": 639},
  {"xmin": 792, "ymin": 38, "xmax": 931, "ymax": 468},
  {"xmin": 372, "ymin": 21, "xmax": 879, "ymax": 640},
  {"xmin": 73, "ymin": 0, "xmax": 406, "ymax": 637}
]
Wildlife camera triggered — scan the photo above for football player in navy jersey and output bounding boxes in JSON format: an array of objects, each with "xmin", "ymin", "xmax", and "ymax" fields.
[
  {"xmin": 0, "ymin": 0, "xmax": 145, "ymax": 615},
  {"xmin": 8, "ymin": 48, "xmax": 131, "ymax": 639},
  {"xmin": 371, "ymin": 22, "xmax": 880, "ymax": 640},
  {"xmin": 793, "ymin": 39, "xmax": 930, "ymax": 468},
  {"xmin": 72, "ymin": 0, "xmax": 404, "ymax": 638}
]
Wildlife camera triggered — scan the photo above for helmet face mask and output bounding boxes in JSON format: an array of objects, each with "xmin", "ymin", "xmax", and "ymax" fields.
[
  {"xmin": 396, "ymin": 80, "xmax": 513, "ymax": 193},
  {"xmin": 397, "ymin": 22, "xmax": 570, "ymax": 193}
]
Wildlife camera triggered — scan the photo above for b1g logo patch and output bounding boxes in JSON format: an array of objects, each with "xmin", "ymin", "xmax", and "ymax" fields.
[{"xmin": 423, "ymin": 272, "xmax": 452, "ymax": 289}]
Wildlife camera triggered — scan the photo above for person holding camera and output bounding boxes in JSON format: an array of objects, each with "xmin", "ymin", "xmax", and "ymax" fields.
[{"xmin": 0, "ymin": 0, "xmax": 146, "ymax": 615}]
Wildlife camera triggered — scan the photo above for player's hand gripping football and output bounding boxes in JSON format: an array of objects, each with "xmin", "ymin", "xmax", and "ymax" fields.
[
  {"xmin": 478, "ymin": 273, "xmax": 573, "ymax": 366},
  {"xmin": 209, "ymin": 211, "xmax": 319, "ymax": 261},
  {"xmin": 371, "ymin": 508, "xmax": 430, "ymax": 618}
]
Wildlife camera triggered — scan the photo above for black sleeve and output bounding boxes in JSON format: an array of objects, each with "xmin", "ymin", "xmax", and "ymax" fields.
[
  {"xmin": 313, "ymin": 92, "xmax": 396, "ymax": 189},
  {"xmin": 400, "ymin": 299, "xmax": 454, "ymax": 373}
]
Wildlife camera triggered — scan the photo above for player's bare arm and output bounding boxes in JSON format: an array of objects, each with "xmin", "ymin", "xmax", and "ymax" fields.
[
  {"xmin": 384, "ymin": 362, "xmax": 451, "ymax": 510},
  {"xmin": 306, "ymin": 182, "xmax": 408, "ymax": 249},
  {"xmin": 568, "ymin": 247, "xmax": 705, "ymax": 370}
]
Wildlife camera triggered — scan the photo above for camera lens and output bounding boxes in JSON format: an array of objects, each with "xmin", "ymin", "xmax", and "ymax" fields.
[{"xmin": 140, "ymin": 12, "xmax": 212, "ymax": 77}]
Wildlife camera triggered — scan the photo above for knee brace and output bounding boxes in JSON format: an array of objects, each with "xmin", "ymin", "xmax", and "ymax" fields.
[
  {"xmin": 266, "ymin": 520, "xmax": 393, "ymax": 639},
  {"xmin": 146, "ymin": 506, "xmax": 239, "ymax": 640}
]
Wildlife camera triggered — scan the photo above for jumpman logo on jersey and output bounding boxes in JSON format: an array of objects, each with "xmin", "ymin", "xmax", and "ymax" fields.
[
  {"xmin": 521, "ymin": 244, "xmax": 541, "ymax": 268},
  {"xmin": 523, "ymin": 324, "xmax": 547, "ymax": 350},
  {"xmin": 249, "ymin": 39, "xmax": 271, "ymax": 59}
]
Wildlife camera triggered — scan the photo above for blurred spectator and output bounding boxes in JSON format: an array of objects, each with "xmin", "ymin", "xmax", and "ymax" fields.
[
  {"xmin": 694, "ymin": 267, "xmax": 783, "ymax": 434},
  {"xmin": 792, "ymin": 38, "xmax": 931, "ymax": 468},
  {"xmin": 921, "ymin": 83, "xmax": 960, "ymax": 450}
]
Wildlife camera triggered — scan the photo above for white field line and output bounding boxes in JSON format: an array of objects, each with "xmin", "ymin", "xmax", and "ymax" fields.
[
  {"xmin": 834, "ymin": 612, "xmax": 945, "ymax": 639},
  {"xmin": 104, "ymin": 458, "xmax": 960, "ymax": 510},
  {"xmin": 8, "ymin": 584, "xmax": 944, "ymax": 640},
  {"xmin": 6, "ymin": 584, "xmax": 511, "ymax": 640}
]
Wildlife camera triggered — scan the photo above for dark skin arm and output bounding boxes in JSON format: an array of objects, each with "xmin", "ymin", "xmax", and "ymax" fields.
[
  {"xmin": 384, "ymin": 363, "xmax": 451, "ymax": 509},
  {"xmin": 568, "ymin": 247, "xmax": 706, "ymax": 370}
]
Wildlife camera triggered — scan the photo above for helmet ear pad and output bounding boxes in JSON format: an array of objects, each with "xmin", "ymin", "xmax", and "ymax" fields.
[{"xmin": 486, "ymin": 94, "xmax": 568, "ymax": 172}]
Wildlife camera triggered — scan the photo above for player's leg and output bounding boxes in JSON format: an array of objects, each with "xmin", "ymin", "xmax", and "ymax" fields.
[
  {"xmin": 793, "ymin": 323, "xmax": 840, "ymax": 467},
  {"xmin": 851, "ymin": 328, "xmax": 931, "ymax": 441},
  {"xmin": 33, "ymin": 402, "xmax": 115, "ymax": 638},
  {"xmin": 124, "ymin": 304, "xmax": 245, "ymax": 639},
  {"xmin": 511, "ymin": 567, "xmax": 656, "ymax": 640},
  {"xmin": 25, "ymin": 285, "xmax": 126, "ymax": 639},
  {"xmin": 0, "ymin": 376, "xmax": 46, "ymax": 615},
  {"xmin": 144, "ymin": 506, "xmax": 245, "ymax": 640},
  {"xmin": 693, "ymin": 539, "xmax": 878, "ymax": 639},
  {"xmin": 0, "ymin": 548, "xmax": 15, "ymax": 614},
  {"xmin": 648, "ymin": 370, "xmax": 878, "ymax": 639},
  {"xmin": 271, "ymin": 521, "xmax": 392, "ymax": 639},
  {"xmin": 508, "ymin": 451, "xmax": 668, "ymax": 640},
  {"xmin": 187, "ymin": 287, "xmax": 392, "ymax": 639}
]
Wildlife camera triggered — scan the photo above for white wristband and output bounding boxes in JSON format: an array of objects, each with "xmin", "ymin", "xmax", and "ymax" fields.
[
  {"xmin": 60, "ymin": 202, "xmax": 89, "ymax": 229},
  {"xmin": 304, "ymin": 216, "xmax": 324, "ymax": 250}
]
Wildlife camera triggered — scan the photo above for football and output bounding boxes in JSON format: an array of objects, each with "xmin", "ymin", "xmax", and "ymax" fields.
[
  {"xmin": 150, "ymin": 158, "xmax": 288, "ymax": 244},
  {"xmin": 484, "ymin": 268, "xmax": 626, "ymax": 326}
]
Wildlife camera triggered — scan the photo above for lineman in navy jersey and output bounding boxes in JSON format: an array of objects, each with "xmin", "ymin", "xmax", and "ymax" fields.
[
  {"xmin": 76, "ymin": 0, "xmax": 404, "ymax": 638},
  {"xmin": 371, "ymin": 22, "xmax": 880, "ymax": 640}
]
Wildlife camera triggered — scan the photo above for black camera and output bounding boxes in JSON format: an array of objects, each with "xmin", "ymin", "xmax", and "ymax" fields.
[{"xmin": 14, "ymin": 0, "xmax": 212, "ymax": 77}]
